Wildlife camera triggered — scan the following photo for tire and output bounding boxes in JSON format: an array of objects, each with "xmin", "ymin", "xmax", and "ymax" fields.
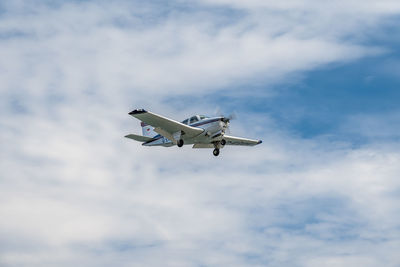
[
  {"xmin": 220, "ymin": 139, "xmax": 226, "ymax": 146},
  {"xmin": 177, "ymin": 139, "xmax": 184, "ymax": 147},
  {"xmin": 213, "ymin": 148, "xmax": 220, "ymax": 156}
]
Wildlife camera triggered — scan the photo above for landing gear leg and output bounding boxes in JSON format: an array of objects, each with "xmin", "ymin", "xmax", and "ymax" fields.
[
  {"xmin": 213, "ymin": 148, "xmax": 220, "ymax": 157},
  {"xmin": 177, "ymin": 139, "xmax": 184, "ymax": 147}
]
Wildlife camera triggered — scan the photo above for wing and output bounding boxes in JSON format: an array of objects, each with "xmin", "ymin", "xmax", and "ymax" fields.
[
  {"xmin": 223, "ymin": 135, "xmax": 262, "ymax": 146},
  {"xmin": 128, "ymin": 109, "xmax": 204, "ymax": 140},
  {"xmin": 124, "ymin": 134, "xmax": 154, "ymax": 142}
]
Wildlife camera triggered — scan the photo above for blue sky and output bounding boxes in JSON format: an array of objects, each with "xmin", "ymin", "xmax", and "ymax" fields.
[
  {"xmin": 1, "ymin": 1, "xmax": 400, "ymax": 266},
  {"xmin": 165, "ymin": 22, "xmax": 400, "ymax": 142}
]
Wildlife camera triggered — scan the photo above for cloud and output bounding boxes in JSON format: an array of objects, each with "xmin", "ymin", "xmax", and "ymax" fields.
[
  {"xmin": 2, "ymin": 114, "xmax": 400, "ymax": 266},
  {"xmin": 1, "ymin": 0, "xmax": 400, "ymax": 266},
  {"xmin": 0, "ymin": 0, "xmax": 387, "ymax": 108}
]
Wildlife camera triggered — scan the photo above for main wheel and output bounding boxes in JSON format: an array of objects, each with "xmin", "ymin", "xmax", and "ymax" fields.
[
  {"xmin": 177, "ymin": 139, "xmax": 184, "ymax": 147},
  {"xmin": 220, "ymin": 139, "xmax": 226, "ymax": 146},
  {"xmin": 213, "ymin": 148, "xmax": 220, "ymax": 156}
]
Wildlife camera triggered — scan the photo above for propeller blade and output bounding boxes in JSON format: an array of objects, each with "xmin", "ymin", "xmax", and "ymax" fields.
[
  {"xmin": 222, "ymin": 111, "xmax": 237, "ymax": 123},
  {"xmin": 226, "ymin": 124, "xmax": 231, "ymax": 134},
  {"xmin": 228, "ymin": 111, "xmax": 237, "ymax": 121},
  {"xmin": 214, "ymin": 106, "xmax": 222, "ymax": 117}
]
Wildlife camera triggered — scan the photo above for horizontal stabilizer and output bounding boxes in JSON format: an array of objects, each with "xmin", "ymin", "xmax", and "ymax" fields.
[{"xmin": 125, "ymin": 134, "xmax": 154, "ymax": 142}]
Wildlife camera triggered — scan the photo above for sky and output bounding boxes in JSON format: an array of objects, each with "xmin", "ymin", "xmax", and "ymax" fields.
[{"xmin": 1, "ymin": 0, "xmax": 400, "ymax": 266}]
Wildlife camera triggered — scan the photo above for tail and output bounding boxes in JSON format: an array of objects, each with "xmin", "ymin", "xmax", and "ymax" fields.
[{"xmin": 141, "ymin": 122, "xmax": 157, "ymax": 138}]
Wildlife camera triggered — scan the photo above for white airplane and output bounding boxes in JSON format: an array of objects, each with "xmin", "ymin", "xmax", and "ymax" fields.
[{"xmin": 125, "ymin": 109, "xmax": 262, "ymax": 156}]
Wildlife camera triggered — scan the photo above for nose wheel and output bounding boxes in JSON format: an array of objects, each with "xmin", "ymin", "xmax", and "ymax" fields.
[
  {"xmin": 213, "ymin": 148, "xmax": 220, "ymax": 156},
  {"xmin": 177, "ymin": 139, "xmax": 184, "ymax": 147}
]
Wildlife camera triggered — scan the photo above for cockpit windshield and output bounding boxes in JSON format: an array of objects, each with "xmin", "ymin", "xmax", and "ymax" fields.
[
  {"xmin": 190, "ymin": 116, "xmax": 199, "ymax": 124},
  {"xmin": 199, "ymin": 115, "xmax": 209, "ymax": 120},
  {"xmin": 182, "ymin": 115, "xmax": 209, "ymax": 125}
]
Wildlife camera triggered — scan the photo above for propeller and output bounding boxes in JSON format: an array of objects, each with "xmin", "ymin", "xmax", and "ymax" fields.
[
  {"xmin": 221, "ymin": 111, "xmax": 237, "ymax": 123},
  {"xmin": 214, "ymin": 106, "xmax": 222, "ymax": 117},
  {"xmin": 214, "ymin": 106, "xmax": 237, "ymax": 122},
  {"xmin": 217, "ymin": 110, "xmax": 237, "ymax": 135},
  {"xmin": 213, "ymin": 106, "xmax": 237, "ymax": 136}
]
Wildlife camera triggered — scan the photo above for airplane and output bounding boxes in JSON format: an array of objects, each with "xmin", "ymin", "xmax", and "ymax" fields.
[{"xmin": 125, "ymin": 109, "xmax": 262, "ymax": 156}]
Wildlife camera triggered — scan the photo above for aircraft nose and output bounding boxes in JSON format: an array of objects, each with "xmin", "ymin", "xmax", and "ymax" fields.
[{"xmin": 219, "ymin": 119, "xmax": 229, "ymax": 128}]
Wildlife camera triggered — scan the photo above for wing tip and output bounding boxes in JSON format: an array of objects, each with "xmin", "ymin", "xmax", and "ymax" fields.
[
  {"xmin": 257, "ymin": 140, "xmax": 262, "ymax": 144},
  {"xmin": 129, "ymin": 109, "xmax": 147, "ymax": 115}
]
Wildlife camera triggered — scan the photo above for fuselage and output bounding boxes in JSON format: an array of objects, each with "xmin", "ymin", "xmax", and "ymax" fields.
[{"xmin": 143, "ymin": 115, "xmax": 227, "ymax": 147}]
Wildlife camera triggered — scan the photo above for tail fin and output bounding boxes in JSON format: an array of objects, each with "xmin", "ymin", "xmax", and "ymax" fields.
[{"xmin": 141, "ymin": 122, "xmax": 157, "ymax": 138}]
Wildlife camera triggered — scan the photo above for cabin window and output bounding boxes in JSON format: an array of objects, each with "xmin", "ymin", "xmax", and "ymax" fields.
[
  {"xmin": 199, "ymin": 115, "xmax": 207, "ymax": 120},
  {"xmin": 190, "ymin": 116, "xmax": 199, "ymax": 124},
  {"xmin": 182, "ymin": 119, "xmax": 189, "ymax": 125}
]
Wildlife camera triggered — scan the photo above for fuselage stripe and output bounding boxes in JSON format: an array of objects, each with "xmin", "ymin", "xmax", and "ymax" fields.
[{"xmin": 143, "ymin": 118, "xmax": 221, "ymax": 144}]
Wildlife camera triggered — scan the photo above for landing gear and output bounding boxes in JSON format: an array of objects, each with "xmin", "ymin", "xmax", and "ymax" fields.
[
  {"xmin": 177, "ymin": 139, "xmax": 184, "ymax": 147},
  {"xmin": 213, "ymin": 148, "xmax": 220, "ymax": 157},
  {"xmin": 220, "ymin": 139, "xmax": 226, "ymax": 146}
]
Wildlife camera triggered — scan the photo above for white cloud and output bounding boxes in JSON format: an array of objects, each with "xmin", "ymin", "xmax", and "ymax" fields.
[
  {"xmin": 1, "ymin": 0, "xmax": 400, "ymax": 266},
  {"xmin": 0, "ymin": 0, "xmax": 387, "ymax": 108},
  {"xmin": 2, "ymin": 112, "xmax": 400, "ymax": 266},
  {"xmin": 200, "ymin": 0, "xmax": 400, "ymax": 15}
]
